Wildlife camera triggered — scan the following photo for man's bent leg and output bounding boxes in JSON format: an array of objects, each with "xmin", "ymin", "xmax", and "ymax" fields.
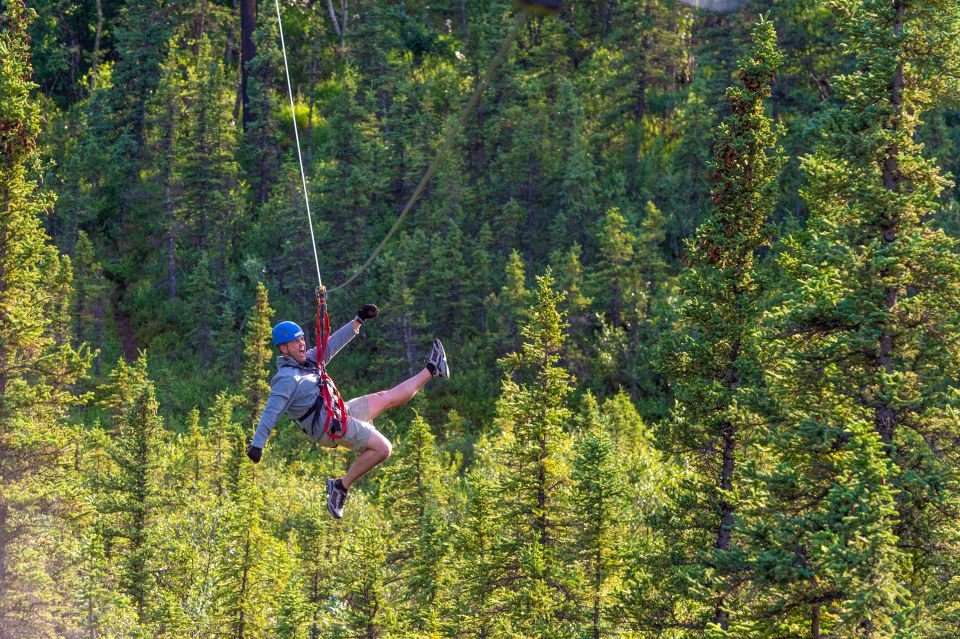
[
  {"xmin": 341, "ymin": 430, "xmax": 392, "ymax": 490},
  {"xmin": 358, "ymin": 368, "xmax": 432, "ymax": 422}
]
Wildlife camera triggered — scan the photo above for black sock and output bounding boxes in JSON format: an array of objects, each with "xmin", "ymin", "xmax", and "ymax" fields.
[
  {"xmin": 426, "ymin": 362, "xmax": 437, "ymax": 375},
  {"xmin": 335, "ymin": 478, "xmax": 348, "ymax": 492}
]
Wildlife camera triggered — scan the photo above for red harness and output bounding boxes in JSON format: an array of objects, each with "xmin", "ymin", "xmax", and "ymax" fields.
[{"xmin": 314, "ymin": 287, "xmax": 348, "ymax": 439}]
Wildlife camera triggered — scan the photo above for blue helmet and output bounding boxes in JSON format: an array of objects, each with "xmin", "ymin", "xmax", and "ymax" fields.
[{"xmin": 272, "ymin": 321, "xmax": 304, "ymax": 347}]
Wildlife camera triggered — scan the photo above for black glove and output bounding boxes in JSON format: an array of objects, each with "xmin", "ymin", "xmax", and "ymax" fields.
[
  {"xmin": 355, "ymin": 304, "xmax": 379, "ymax": 324},
  {"xmin": 246, "ymin": 444, "xmax": 262, "ymax": 464}
]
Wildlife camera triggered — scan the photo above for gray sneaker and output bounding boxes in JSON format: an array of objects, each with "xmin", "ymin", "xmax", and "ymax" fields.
[
  {"xmin": 427, "ymin": 339, "xmax": 450, "ymax": 378},
  {"xmin": 326, "ymin": 478, "xmax": 348, "ymax": 519}
]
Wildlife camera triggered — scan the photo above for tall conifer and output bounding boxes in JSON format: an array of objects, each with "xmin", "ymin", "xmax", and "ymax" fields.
[
  {"xmin": 490, "ymin": 271, "xmax": 578, "ymax": 637},
  {"xmin": 572, "ymin": 397, "xmax": 626, "ymax": 639},
  {"xmin": 101, "ymin": 364, "xmax": 164, "ymax": 626},
  {"xmin": 240, "ymin": 282, "xmax": 275, "ymax": 429},
  {"xmin": 761, "ymin": 0, "xmax": 960, "ymax": 632},
  {"xmin": 0, "ymin": 1, "xmax": 89, "ymax": 630},
  {"xmin": 635, "ymin": 19, "xmax": 785, "ymax": 635},
  {"xmin": 380, "ymin": 413, "xmax": 452, "ymax": 633}
]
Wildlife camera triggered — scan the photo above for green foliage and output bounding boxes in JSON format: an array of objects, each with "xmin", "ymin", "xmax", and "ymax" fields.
[
  {"xmin": 488, "ymin": 270, "xmax": 579, "ymax": 637},
  {"xmin": 571, "ymin": 396, "xmax": 627, "ymax": 638},
  {"xmin": 240, "ymin": 281, "xmax": 275, "ymax": 429},
  {"xmin": 0, "ymin": 1, "xmax": 90, "ymax": 629},
  {"xmin": 630, "ymin": 20, "xmax": 786, "ymax": 635},
  {"xmin": 762, "ymin": 0, "xmax": 960, "ymax": 632},
  {"xmin": 8, "ymin": 0, "xmax": 960, "ymax": 635}
]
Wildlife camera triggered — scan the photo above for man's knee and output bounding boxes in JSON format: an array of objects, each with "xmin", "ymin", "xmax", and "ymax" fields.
[{"xmin": 367, "ymin": 432, "xmax": 392, "ymax": 461}]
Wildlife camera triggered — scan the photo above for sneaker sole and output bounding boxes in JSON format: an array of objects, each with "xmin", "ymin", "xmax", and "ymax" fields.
[
  {"xmin": 326, "ymin": 479, "xmax": 343, "ymax": 519},
  {"xmin": 435, "ymin": 339, "xmax": 450, "ymax": 378}
]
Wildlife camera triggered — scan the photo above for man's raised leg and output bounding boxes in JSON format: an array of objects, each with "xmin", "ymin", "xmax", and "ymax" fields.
[
  {"xmin": 360, "ymin": 368, "xmax": 433, "ymax": 422},
  {"xmin": 326, "ymin": 340, "xmax": 449, "ymax": 519}
]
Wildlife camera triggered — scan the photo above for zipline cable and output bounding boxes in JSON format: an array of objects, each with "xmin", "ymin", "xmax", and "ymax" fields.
[
  {"xmin": 275, "ymin": 0, "xmax": 324, "ymax": 290},
  {"xmin": 330, "ymin": 9, "xmax": 530, "ymax": 292}
]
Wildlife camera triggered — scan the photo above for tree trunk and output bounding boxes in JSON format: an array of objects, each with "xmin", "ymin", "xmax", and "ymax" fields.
[
  {"xmin": 90, "ymin": 0, "xmax": 104, "ymax": 91},
  {"xmin": 237, "ymin": 529, "xmax": 251, "ymax": 639},
  {"xmin": 240, "ymin": 0, "xmax": 257, "ymax": 131},
  {"xmin": 713, "ymin": 339, "xmax": 741, "ymax": 630},
  {"xmin": 875, "ymin": 0, "xmax": 905, "ymax": 453},
  {"xmin": 537, "ymin": 433, "xmax": 548, "ymax": 545}
]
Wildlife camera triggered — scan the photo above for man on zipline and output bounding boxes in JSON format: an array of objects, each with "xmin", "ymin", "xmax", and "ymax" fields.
[{"xmin": 246, "ymin": 304, "xmax": 449, "ymax": 518}]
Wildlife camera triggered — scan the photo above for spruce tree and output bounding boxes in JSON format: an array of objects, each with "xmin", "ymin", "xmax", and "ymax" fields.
[
  {"xmin": 284, "ymin": 489, "xmax": 340, "ymax": 639},
  {"xmin": 494, "ymin": 249, "xmax": 532, "ymax": 354},
  {"xmin": 587, "ymin": 208, "xmax": 640, "ymax": 394},
  {"xmin": 0, "ymin": 1, "xmax": 89, "ymax": 630},
  {"xmin": 632, "ymin": 19, "xmax": 786, "ymax": 635},
  {"xmin": 571, "ymin": 397, "xmax": 626, "ymax": 639},
  {"xmin": 240, "ymin": 282, "xmax": 275, "ymax": 429},
  {"xmin": 242, "ymin": 14, "xmax": 283, "ymax": 205},
  {"xmin": 589, "ymin": 207, "xmax": 641, "ymax": 329},
  {"xmin": 452, "ymin": 467, "xmax": 504, "ymax": 638},
  {"xmin": 101, "ymin": 366, "xmax": 165, "ymax": 626},
  {"xmin": 764, "ymin": 0, "xmax": 960, "ymax": 633},
  {"xmin": 206, "ymin": 392, "xmax": 245, "ymax": 498},
  {"xmin": 172, "ymin": 34, "xmax": 242, "ymax": 275},
  {"xmin": 336, "ymin": 504, "xmax": 397, "ymax": 637},
  {"xmin": 554, "ymin": 79, "xmax": 599, "ymax": 249},
  {"xmin": 185, "ymin": 252, "xmax": 218, "ymax": 366},
  {"xmin": 380, "ymin": 413, "xmax": 452, "ymax": 633},
  {"xmin": 489, "ymin": 270, "xmax": 578, "ymax": 637},
  {"xmin": 216, "ymin": 475, "xmax": 288, "ymax": 639}
]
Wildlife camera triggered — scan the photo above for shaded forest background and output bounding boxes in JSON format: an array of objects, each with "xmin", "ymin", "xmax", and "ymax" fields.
[{"xmin": 3, "ymin": 0, "xmax": 960, "ymax": 636}]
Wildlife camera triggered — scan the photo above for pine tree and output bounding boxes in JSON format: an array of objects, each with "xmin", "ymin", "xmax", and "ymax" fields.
[
  {"xmin": 550, "ymin": 243, "xmax": 592, "ymax": 379},
  {"xmin": 242, "ymin": 14, "xmax": 283, "ymax": 205},
  {"xmin": 216, "ymin": 475, "xmax": 289, "ymax": 639},
  {"xmin": 284, "ymin": 489, "xmax": 340, "ymax": 639},
  {"xmin": 172, "ymin": 34, "xmax": 242, "ymax": 278},
  {"xmin": 634, "ymin": 19, "xmax": 786, "ymax": 635},
  {"xmin": 72, "ymin": 230, "xmax": 110, "ymax": 375},
  {"xmin": 587, "ymin": 208, "xmax": 641, "ymax": 394},
  {"xmin": 336, "ymin": 504, "xmax": 398, "ymax": 638},
  {"xmin": 376, "ymin": 231, "xmax": 431, "ymax": 376},
  {"xmin": 0, "ymin": 1, "xmax": 89, "ymax": 631},
  {"xmin": 109, "ymin": 0, "xmax": 173, "ymax": 155},
  {"xmin": 240, "ymin": 282, "xmax": 275, "ymax": 429},
  {"xmin": 380, "ymin": 412, "xmax": 452, "ymax": 633},
  {"xmin": 590, "ymin": 208, "xmax": 640, "ymax": 328},
  {"xmin": 314, "ymin": 65, "xmax": 389, "ymax": 270},
  {"xmin": 185, "ymin": 252, "xmax": 218, "ymax": 366},
  {"xmin": 493, "ymin": 249, "xmax": 532, "ymax": 354},
  {"xmin": 452, "ymin": 467, "xmax": 506, "ymax": 638},
  {"xmin": 489, "ymin": 270, "xmax": 578, "ymax": 637},
  {"xmin": 571, "ymin": 396, "xmax": 626, "ymax": 639},
  {"xmin": 603, "ymin": 0, "xmax": 693, "ymax": 196},
  {"xmin": 763, "ymin": 0, "xmax": 960, "ymax": 633},
  {"xmin": 628, "ymin": 200, "xmax": 673, "ymax": 414},
  {"xmin": 553, "ymin": 79, "xmax": 599, "ymax": 249},
  {"xmin": 207, "ymin": 392, "xmax": 245, "ymax": 498},
  {"xmin": 101, "ymin": 365, "xmax": 165, "ymax": 626}
]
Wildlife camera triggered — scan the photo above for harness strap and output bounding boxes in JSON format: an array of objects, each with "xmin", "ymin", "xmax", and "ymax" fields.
[{"xmin": 314, "ymin": 287, "xmax": 348, "ymax": 440}]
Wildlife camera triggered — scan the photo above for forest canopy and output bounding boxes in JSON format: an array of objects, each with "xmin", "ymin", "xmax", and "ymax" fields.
[{"xmin": 2, "ymin": 0, "xmax": 960, "ymax": 637}]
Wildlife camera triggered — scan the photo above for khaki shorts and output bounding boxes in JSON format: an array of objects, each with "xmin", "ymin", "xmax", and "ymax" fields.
[{"xmin": 315, "ymin": 395, "xmax": 380, "ymax": 452}]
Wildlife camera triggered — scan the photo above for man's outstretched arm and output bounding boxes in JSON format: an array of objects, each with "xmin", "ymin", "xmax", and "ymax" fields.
[{"xmin": 247, "ymin": 376, "xmax": 296, "ymax": 462}]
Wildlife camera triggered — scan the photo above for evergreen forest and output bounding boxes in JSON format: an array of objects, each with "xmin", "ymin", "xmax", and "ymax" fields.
[{"xmin": 3, "ymin": 0, "xmax": 960, "ymax": 636}]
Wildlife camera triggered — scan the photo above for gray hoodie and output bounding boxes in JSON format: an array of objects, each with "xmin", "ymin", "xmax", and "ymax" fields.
[{"xmin": 251, "ymin": 321, "xmax": 357, "ymax": 448}]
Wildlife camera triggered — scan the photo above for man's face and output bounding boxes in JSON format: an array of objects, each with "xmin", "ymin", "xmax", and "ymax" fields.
[{"xmin": 279, "ymin": 335, "xmax": 307, "ymax": 364}]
